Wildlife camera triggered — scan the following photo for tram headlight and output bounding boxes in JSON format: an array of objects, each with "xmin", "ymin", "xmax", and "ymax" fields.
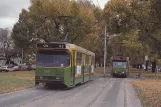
[
  {"xmin": 56, "ymin": 77, "xmax": 60, "ymax": 80},
  {"xmin": 36, "ymin": 76, "xmax": 40, "ymax": 79},
  {"xmin": 40, "ymin": 76, "xmax": 43, "ymax": 79},
  {"xmin": 36, "ymin": 76, "xmax": 43, "ymax": 80},
  {"xmin": 61, "ymin": 64, "xmax": 64, "ymax": 67},
  {"xmin": 56, "ymin": 77, "xmax": 63, "ymax": 80}
]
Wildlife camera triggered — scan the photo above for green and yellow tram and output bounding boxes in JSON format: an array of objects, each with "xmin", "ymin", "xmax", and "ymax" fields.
[
  {"xmin": 111, "ymin": 56, "xmax": 129, "ymax": 77},
  {"xmin": 35, "ymin": 42, "xmax": 95, "ymax": 88}
]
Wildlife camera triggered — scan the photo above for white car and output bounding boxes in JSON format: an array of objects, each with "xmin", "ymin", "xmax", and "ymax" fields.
[
  {"xmin": 13, "ymin": 66, "xmax": 19, "ymax": 71},
  {"xmin": 0, "ymin": 66, "xmax": 14, "ymax": 72}
]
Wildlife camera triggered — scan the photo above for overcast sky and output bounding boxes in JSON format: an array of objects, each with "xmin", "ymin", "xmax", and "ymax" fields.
[{"xmin": 0, "ymin": 0, "xmax": 108, "ymax": 29}]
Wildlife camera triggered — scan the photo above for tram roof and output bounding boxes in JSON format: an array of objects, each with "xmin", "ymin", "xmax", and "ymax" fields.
[
  {"xmin": 66, "ymin": 43, "xmax": 95, "ymax": 56},
  {"xmin": 38, "ymin": 42, "xmax": 95, "ymax": 56},
  {"xmin": 111, "ymin": 56, "xmax": 129, "ymax": 61}
]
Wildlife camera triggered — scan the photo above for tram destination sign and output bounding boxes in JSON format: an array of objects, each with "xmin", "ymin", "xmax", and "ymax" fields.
[
  {"xmin": 37, "ymin": 43, "xmax": 66, "ymax": 49},
  {"xmin": 112, "ymin": 56, "xmax": 127, "ymax": 61}
]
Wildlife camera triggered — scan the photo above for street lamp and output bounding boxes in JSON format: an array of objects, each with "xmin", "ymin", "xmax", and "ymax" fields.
[{"xmin": 104, "ymin": 24, "xmax": 109, "ymax": 78}]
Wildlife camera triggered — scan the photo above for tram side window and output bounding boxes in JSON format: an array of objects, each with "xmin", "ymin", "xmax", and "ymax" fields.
[
  {"xmin": 77, "ymin": 52, "xmax": 82, "ymax": 65},
  {"xmin": 92, "ymin": 56, "xmax": 95, "ymax": 65},
  {"xmin": 86, "ymin": 55, "xmax": 89, "ymax": 65}
]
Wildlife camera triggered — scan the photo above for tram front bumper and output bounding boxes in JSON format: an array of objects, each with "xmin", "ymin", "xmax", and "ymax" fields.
[
  {"xmin": 35, "ymin": 76, "xmax": 64, "ymax": 84},
  {"xmin": 112, "ymin": 72, "xmax": 126, "ymax": 76}
]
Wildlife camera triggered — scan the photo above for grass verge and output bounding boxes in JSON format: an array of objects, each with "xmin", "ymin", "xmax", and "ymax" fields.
[
  {"xmin": 0, "ymin": 71, "xmax": 34, "ymax": 94},
  {"xmin": 131, "ymin": 68, "xmax": 161, "ymax": 107},
  {"xmin": 129, "ymin": 68, "xmax": 161, "ymax": 79}
]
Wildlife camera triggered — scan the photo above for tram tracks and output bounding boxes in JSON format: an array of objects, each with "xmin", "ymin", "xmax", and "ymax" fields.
[
  {"xmin": 0, "ymin": 74, "xmax": 107, "ymax": 107},
  {"xmin": 18, "ymin": 76, "xmax": 104, "ymax": 107},
  {"xmin": 87, "ymin": 78, "xmax": 114, "ymax": 107}
]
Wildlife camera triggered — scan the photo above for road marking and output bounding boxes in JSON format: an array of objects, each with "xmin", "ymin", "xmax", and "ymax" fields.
[{"xmin": 87, "ymin": 78, "xmax": 114, "ymax": 107}]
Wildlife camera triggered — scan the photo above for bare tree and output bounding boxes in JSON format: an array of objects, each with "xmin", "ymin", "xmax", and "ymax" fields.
[
  {"xmin": 0, "ymin": 28, "xmax": 15, "ymax": 64},
  {"xmin": 0, "ymin": 28, "xmax": 9, "ymax": 55}
]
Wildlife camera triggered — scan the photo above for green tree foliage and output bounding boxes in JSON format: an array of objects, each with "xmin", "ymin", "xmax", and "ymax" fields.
[
  {"xmin": 79, "ymin": 7, "xmax": 105, "ymax": 62},
  {"xmin": 12, "ymin": 0, "xmax": 104, "ymax": 63},
  {"xmin": 104, "ymin": 0, "xmax": 161, "ymax": 66}
]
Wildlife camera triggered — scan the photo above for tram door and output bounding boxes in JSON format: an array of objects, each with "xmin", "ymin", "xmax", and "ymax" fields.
[
  {"xmin": 89, "ymin": 55, "xmax": 92, "ymax": 80},
  {"xmin": 85, "ymin": 54, "xmax": 90, "ymax": 81},
  {"xmin": 71, "ymin": 51, "xmax": 76, "ymax": 85},
  {"xmin": 82, "ymin": 54, "xmax": 85, "ymax": 82}
]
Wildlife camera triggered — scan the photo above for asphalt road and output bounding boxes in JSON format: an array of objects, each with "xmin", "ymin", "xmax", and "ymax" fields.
[{"xmin": 0, "ymin": 77, "xmax": 142, "ymax": 107}]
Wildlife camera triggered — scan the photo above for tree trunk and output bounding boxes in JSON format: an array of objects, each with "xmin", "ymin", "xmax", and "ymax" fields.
[
  {"xmin": 98, "ymin": 63, "xmax": 100, "ymax": 67},
  {"xmin": 140, "ymin": 64, "xmax": 143, "ymax": 69},
  {"xmin": 132, "ymin": 65, "xmax": 135, "ymax": 68},
  {"xmin": 137, "ymin": 64, "xmax": 140, "ymax": 69},
  {"xmin": 5, "ymin": 55, "xmax": 11, "ymax": 65},
  {"xmin": 145, "ymin": 61, "xmax": 148, "ymax": 71},
  {"xmin": 133, "ymin": 64, "xmax": 137, "ymax": 68},
  {"xmin": 152, "ymin": 61, "xmax": 156, "ymax": 73}
]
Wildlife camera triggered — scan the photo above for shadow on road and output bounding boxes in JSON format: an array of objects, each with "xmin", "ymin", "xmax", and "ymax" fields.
[{"xmin": 35, "ymin": 81, "xmax": 93, "ymax": 91}]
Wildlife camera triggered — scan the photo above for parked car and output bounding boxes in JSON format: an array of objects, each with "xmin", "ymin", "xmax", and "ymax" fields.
[
  {"xmin": 25, "ymin": 65, "xmax": 33, "ymax": 71},
  {"xmin": 8, "ymin": 64, "xmax": 15, "ymax": 68},
  {"xmin": 31, "ymin": 65, "xmax": 36, "ymax": 70},
  {"xmin": 13, "ymin": 66, "xmax": 19, "ymax": 71},
  {"xmin": 13, "ymin": 65, "xmax": 26, "ymax": 71},
  {"xmin": 0, "ymin": 65, "xmax": 14, "ymax": 72}
]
